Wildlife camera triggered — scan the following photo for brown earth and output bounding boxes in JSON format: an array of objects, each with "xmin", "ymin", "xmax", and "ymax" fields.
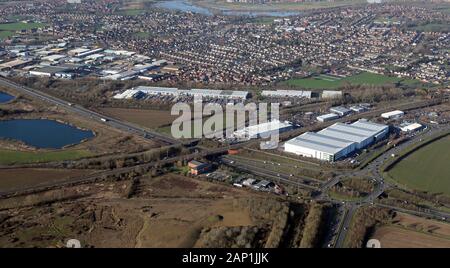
[
  {"xmin": 372, "ymin": 226, "xmax": 450, "ymax": 248},
  {"xmin": 0, "ymin": 173, "xmax": 278, "ymax": 248},
  {"xmin": 371, "ymin": 213, "xmax": 450, "ymax": 248},
  {"xmin": 99, "ymin": 107, "xmax": 177, "ymax": 129},
  {"xmin": 0, "ymin": 168, "xmax": 96, "ymax": 192}
]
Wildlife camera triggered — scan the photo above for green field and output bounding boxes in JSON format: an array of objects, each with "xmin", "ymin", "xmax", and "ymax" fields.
[
  {"xmin": 0, "ymin": 22, "xmax": 46, "ymax": 31},
  {"xmin": 413, "ymin": 23, "xmax": 449, "ymax": 33},
  {"xmin": 0, "ymin": 149, "xmax": 93, "ymax": 165},
  {"xmin": 0, "ymin": 30, "xmax": 13, "ymax": 39},
  {"xmin": 284, "ymin": 72, "xmax": 410, "ymax": 89},
  {"xmin": 0, "ymin": 22, "xmax": 46, "ymax": 40},
  {"xmin": 387, "ymin": 136, "xmax": 450, "ymax": 196},
  {"xmin": 134, "ymin": 31, "xmax": 153, "ymax": 38},
  {"xmin": 117, "ymin": 9, "xmax": 146, "ymax": 16}
]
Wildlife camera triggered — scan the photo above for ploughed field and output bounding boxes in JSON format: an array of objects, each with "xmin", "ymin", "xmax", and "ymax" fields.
[{"xmin": 370, "ymin": 213, "xmax": 450, "ymax": 248}]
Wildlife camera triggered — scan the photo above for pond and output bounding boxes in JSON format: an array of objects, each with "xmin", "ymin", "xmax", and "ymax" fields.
[
  {"xmin": 0, "ymin": 119, "xmax": 94, "ymax": 149},
  {"xmin": 0, "ymin": 92, "xmax": 14, "ymax": 103},
  {"xmin": 153, "ymin": 0, "xmax": 213, "ymax": 16},
  {"xmin": 153, "ymin": 0, "xmax": 302, "ymax": 17}
]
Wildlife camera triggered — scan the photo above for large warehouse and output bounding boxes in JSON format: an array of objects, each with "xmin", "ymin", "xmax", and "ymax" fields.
[
  {"xmin": 113, "ymin": 86, "xmax": 249, "ymax": 100},
  {"xmin": 233, "ymin": 120, "xmax": 293, "ymax": 140},
  {"xmin": 284, "ymin": 119, "xmax": 389, "ymax": 161}
]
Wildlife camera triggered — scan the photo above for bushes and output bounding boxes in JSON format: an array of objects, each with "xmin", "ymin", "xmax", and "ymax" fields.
[
  {"xmin": 233, "ymin": 197, "xmax": 292, "ymax": 248},
  {"xmin": 264, "ymin": 205, "xmax": 290, "ymax": 248},
  {"xmin": 198, "ymin": 226, "xmax": 264, "ymax": 248},
  {"xmin": 345, "ymin": 207, "xmax": 393, "ymax": 248},
  {"xmin": 63, "ymin": 145, "xmax": 183, "ymax": 170},
  {"xmin": 123, "ymin": 178, "xmax": 139, "ymax": 199},
  {"xmin": 299, "ymin": 203, "xmax": 325, "ymax": 248}
]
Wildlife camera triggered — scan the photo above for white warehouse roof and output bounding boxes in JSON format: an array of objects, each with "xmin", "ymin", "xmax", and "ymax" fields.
[
  {"xmin": 381, "ymin": 110, "xmax": 404, "ymax": 119},
  {"xmin": 285, "ymin": 119, "xmax": 389, "ymax": 161},
  {"xmin": 317, "ymin": 113, "xmax": 340, "ymax": 122},
  {"xmin": 261, "ymin": 90, "xmax": 312, "ymax": 98},
  {"xmin": 234, "ymin": 120, "xmax": 292, "ymax": 139},
  {"xmin": 286, "ymin": 136, "xmax": 346, "ymax": 155},
  {"xmin": 113, "ymin": 86, "xmax": 249, "ymax": 100},
  {"xmin": 400, "ymin": 123, "xmax": 423, "ymax": 132}
]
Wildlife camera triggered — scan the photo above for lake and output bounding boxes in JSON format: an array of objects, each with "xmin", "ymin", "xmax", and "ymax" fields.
[
  {"xmin": 153, "ymin": 0, "xmax": 213, "ymax": 16},
  {"xmin": 153, "ymin": 0, "xmax": 302, "ymax": 17},
  {"xmin": 0, "ymin": 92, "xmax": 14, "ymax": 103},
  {"xmin": 0, "ymin": 119, "xmax": 94, "ymax": 149}
]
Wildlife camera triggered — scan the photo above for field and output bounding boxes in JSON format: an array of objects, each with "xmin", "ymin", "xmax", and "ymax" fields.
[
  {"xmin": 0, "ymin": 168, "xmax": 94, "ymax": 192},
  {"xmin": 413, "ymin": 23, "xmax": 449, "ymax": 33},
  {"xmin": 370, "ymin": 213, "xmax": 450, "ymax": 248},
  {"xmin": 386, "ymin": 136, "xmax": 450, "ymax": 196},
  {"xmin": 0, "ymin": 30, "xmax": 13, "ymax": 39},
  {"xmin": 0, "ymin": 22, "xmax": 46, "ymax": 39},
  {"xmin": 99, "ymin": 107, "xmax": 177, "ymax": 129},
  {"xmin": 134, "ymin": 31, "xmax": 153, "ymax": 38},
  {"xmin": 0, "ymin": 149, "xmax": 93, "ymax": 165},
  {"xmin": 0, "ymin": 22, "xmax": 46, "ymax": 31},
  {"xmin": 0, "ymin": 173, "xmax": 278, "ymax": 248},
  {"xmin": 117, "ymin": 9, "xmax": 146, "ymax": 16},
  {"xmin": 284, "ymin": 72, "xmax": 410, "ymax": 90},
  {"xmin": 156, "ymin": 111, "xmax": 244, "ymax": 138}
]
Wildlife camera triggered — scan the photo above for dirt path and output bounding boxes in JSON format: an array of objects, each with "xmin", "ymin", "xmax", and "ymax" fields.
[{"xmin": 135, "ymin": 215, "xmax": 150, "ymax": 248}]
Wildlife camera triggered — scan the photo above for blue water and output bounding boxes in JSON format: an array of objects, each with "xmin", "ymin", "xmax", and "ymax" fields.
[
  {"xmin": 0, "ymin": 92, "xmax": 14, "ymax": 103},
  {"xmin": 153, "ymin": 0, "xmax": 301, "ymax": 17},
  {"xmin": 154, "ymin": 0, "xmax": 213, "ymax": 16},
  {"xmin": 0, "ymin": 119, "xmax": 94, "ymax": 149}
]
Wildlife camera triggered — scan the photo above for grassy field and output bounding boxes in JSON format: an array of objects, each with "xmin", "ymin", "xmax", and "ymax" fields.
[
  {"xmin": 386, "ymin": 136, "xmax": 450, "ymax": 196},
  {"xmin": 0, "ymin": 22, "xmax": 46, "ymax": 31},
  {"xmin": 0, "ymin": 22, "xmax": 46, "ymax": 39},
  {"xmin": 0, "ymin": 30, "xmax": 13, "ymax": 39},
  {"xmin": 284, "ymin": 72, "xmax": 411, "ymax": 89},
  {"xmin": 0, "ymin": 149, "xmax": 93, "ymax": 165},
  {"xmin": 118, "ymin": 9, "xmax": 146, "ymax": 16},
  {"xmin": 413, "ymin": 23, "xmax": 449, "ymax": 33},
  {"xmin": 134, "ymin": 31, "xmax": 153, "ymax": 38}
]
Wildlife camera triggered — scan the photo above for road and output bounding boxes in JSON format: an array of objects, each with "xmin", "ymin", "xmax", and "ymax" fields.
[
  {"xmin": 334, "ymin": 204, "xmax": 358, "ymax": 248},
  {"xmin": 220, "ymin": 156, "xmax": 319, "ymax": 190},
  {"xmin": 0, "ymin": 145, "xmax": 231, "ymax": 198},
  {"xmin": 2, "ymin": 77, "xmax": 450, "ymax": 247},
  {"xmin": 330, "ymin": 124, "xmax": 450, "ymax": 247},
  {"xmin": 0, "ymin": 77, "xmax": 180, "ymax": 145}
]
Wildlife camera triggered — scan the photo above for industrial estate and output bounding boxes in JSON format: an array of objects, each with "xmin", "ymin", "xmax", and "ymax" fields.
[{"xmin": 0, "ymin": 0, "xmax": 449, "ymax": 251}]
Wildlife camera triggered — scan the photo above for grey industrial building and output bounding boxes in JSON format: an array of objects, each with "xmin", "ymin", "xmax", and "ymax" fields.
[{"xmin": 284, "ymin": 119, "xmax": 389, "ymax": 161}]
